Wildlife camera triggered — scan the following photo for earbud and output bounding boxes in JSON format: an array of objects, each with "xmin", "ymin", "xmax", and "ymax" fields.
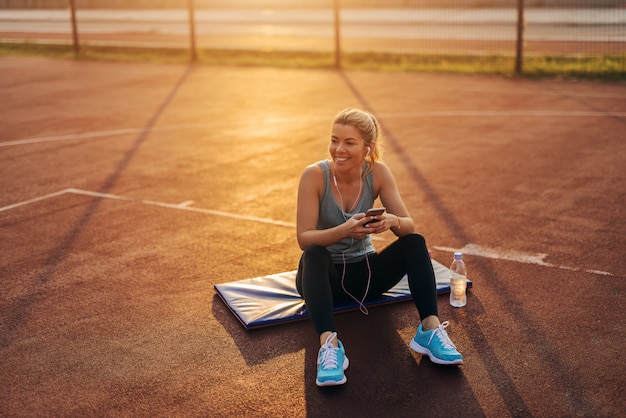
[{"xmin": 366, "ymin": 147, "xmax": 371, "ymax": 157}]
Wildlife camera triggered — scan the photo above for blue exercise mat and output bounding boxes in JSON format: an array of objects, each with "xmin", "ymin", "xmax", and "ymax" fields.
[{"xmin": 214, "ymin": 259, "xmax": 472, "ymax": 330}]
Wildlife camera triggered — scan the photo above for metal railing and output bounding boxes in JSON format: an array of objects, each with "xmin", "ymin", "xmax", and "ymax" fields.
[{"xmin": 0, "ymin": 0, "xmax": 623, "ymax": 75}]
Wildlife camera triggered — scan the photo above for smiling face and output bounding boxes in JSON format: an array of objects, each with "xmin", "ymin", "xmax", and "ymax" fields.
[
  {"xmin": 329, "ymin": 123, "xmax": 369, "ymax": 173},
  {"xmin": 330, "ymin": 108, "xmax": 381, "ymax": 178}
]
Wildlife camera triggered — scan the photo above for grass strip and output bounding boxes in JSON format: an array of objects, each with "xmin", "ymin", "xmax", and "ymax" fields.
[{"xmin": 1, "ymin": 42, "xmax": 624, "ymax": 81}]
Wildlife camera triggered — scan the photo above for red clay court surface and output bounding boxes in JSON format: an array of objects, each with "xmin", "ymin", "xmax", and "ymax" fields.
[{"xmin": 1, "ymin": 57, "xmax": 625, "ymax": 417}]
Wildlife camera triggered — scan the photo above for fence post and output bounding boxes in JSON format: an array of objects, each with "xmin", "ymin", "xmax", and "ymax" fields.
[
  {"xmin": 515, "ymin": 0, "xmax": 524, "ymax": 75},
  {"xmin": 187, "ymin": 0, "xmax": 197, "ymax": 62},
  {"xmin": 333, "ymin": 0, "xmax": 341, "ymax": 69},
  {"xmin": 68, "ymin": 0, "xmax": 79, "ymax": 57}
]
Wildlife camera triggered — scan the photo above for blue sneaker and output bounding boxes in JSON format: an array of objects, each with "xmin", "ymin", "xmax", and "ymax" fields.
[
  {"xmin": 316, "ymin": 332, "xmax": 349, "ymax": 386},
  {"xmin": 409, "ymin": 321, "xmax": 463, "ymax": 365}
]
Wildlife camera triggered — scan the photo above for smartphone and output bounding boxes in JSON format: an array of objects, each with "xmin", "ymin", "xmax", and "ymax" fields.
[{"xmin": 365, "ymin": 207, "xmax": 385, "ymax": 225}]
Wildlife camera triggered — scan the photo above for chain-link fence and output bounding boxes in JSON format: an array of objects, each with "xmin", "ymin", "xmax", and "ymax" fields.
[{"xmin": 0, "ymin": 0, "xmax": 623, "ymax": 76}]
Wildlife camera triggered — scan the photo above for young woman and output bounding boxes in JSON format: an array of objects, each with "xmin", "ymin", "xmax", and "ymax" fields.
[{"xmin": 296, "ymin": 108, "xmax": 463, "ymax": 387}]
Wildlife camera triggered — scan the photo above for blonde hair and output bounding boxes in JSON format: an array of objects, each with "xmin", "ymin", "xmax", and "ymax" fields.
[{"xmin": 332, "ymin": 108, "xmax": 383, "ymax": 176}]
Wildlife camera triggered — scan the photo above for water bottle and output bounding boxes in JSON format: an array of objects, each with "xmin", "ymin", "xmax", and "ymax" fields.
[{"xmin": 449, "ymin": 252, "xmax": 467, "ymax": 307}]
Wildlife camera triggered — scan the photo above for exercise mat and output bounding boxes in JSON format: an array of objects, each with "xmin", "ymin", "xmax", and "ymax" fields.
[{"xmin": 214, "ymin": 259, "xmax": 472, "ymax": 330}]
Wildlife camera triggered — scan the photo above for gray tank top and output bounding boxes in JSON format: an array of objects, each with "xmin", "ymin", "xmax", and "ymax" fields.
[{"xmin": 317, "ymin": 160, "xmax": 376, "ymax": 263}]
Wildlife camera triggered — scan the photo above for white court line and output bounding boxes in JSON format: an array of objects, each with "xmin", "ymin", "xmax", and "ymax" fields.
[
  {"xmin": 0, "ymin": 188, "xmax": 615, "ymax": 276},
  {"xmin": 0, "ymin": 188, "xmax": 134, "ymax": 213},
  {"xmin": 379, "ymin": 110, "xmax": 626, "ymax": 118},
  {"xmin": 434, "ymin": 243, "xmax": 615, "ymax": 277},
  {"xmin": 0, "ymin": 128, "xmax": 152, "ymax": 147},
  {"xmin": 0, "ymin": 125, "xmax": 194, "ymax": 147},
  {"xmin": 65, "ymin": 188, "xmax": 135, "ymax": 202},
  {"xmin": 0, "ymin": 122, "xmax": 236, "ymax": 147},
  {"xmin": 0, "ymin": 117, "xmax": 327, "ymax": 148},
  {"xmin": 0, "ymin": 188, "xmax": 296, "ymax": 228},
  {"xmin": 141, "ymin": 199, "xmax": 296, "ymax": 228},
  {"xmin": 2, "ymin": 110, "xmax": 624, "ymax": 147},
  {"xmin": 0, "ymin": 188, "xmax": 72, "ymax": 213}
]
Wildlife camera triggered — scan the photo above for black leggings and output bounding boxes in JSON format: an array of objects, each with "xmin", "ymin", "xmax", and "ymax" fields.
[{"xmin": 295, "ymin": 234, "xmax": 439, "ymax": 335}]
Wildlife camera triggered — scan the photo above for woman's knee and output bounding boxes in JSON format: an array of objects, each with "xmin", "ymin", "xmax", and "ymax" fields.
[
  {"xmin": 303, "ymin": 244, "xmax": 331, "ymax": 261},
  {"xmin": 402, "ymin": 233, "xmax": 427, "ymax": 249}
]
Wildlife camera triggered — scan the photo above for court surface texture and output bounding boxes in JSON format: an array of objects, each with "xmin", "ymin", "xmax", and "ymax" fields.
[{"xmin": 1, "ymin": 57, "xmax": 625, "ymax": 417}]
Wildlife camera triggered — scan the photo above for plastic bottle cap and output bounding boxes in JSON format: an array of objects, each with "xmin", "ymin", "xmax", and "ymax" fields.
[{"xmin": 454, "ymin": 252, "xmax": 463, "ymax": 259}]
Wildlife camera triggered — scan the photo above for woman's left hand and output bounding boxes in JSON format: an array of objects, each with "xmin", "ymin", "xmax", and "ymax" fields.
[{"xmin": 363, "ymin": 213, "xmax": 396, "ymax": 234}]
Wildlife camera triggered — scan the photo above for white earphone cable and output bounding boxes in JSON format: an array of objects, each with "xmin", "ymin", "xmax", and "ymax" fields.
[{"xmin": 333, "ymin": 161, "xmax": 371, "ymax": 315}]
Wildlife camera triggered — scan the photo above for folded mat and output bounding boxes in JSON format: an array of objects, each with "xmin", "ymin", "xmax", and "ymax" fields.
[{"xmin": 214, "ymin": 258, "xmax": 472, "ymax": 330}]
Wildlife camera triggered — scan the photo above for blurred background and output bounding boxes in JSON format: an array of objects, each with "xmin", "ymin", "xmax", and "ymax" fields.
[{"xmin": 0, "ymin": 0, "xmax": 624, "ymax": 77}]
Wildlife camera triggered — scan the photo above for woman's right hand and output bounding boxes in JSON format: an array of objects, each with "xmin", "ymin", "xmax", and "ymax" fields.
[{"xmin": 343, "ymin": 213, "xmax": 373, "ymax": 239}]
